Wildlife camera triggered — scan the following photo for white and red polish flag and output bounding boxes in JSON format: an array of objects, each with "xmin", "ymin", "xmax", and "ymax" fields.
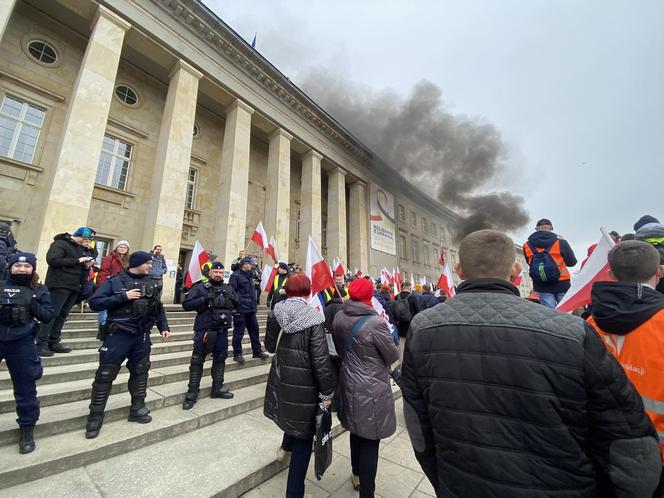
[
  {"xmin": 260, "ymin": 264, "xmax": 278, "ymax": 292},
  {"xmin": 556, "ymin": 228, "xmax": 616, "ymax": 313},
  {"xmin": 437, "ymin": 245, "xmax": 456, "ymax": 298},
  {"xmin": 395, "ymin": 267, "xmax": 402, "ymax": 292},
  {"xmin": 266, "ymin": 235, "xmax": 279, "ymax": 262},
  {"xmin": 333, "ymin": 257, "xmax": 345, "ymax": 278},
  {"xmin": 251, "ymin": 221, "xmax": 269, "ymax": 252},
  {"xmin": 185, "ymin": 240, "xmax": 210, "ymax": 288},
  {"xmin": 306, "ymin": 236, "xmax": 335, "ymax": 316}
]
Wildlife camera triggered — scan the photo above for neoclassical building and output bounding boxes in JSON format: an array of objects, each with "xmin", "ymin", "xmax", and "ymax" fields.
[{"xmin": 0, "ymin": 0, "xmax": 532, "ymax": 298}]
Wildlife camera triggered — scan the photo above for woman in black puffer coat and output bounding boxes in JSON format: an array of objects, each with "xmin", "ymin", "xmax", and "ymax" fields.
[{"xmin": 263, "ymin": 273, "xmax": 335, "ymax": 498}]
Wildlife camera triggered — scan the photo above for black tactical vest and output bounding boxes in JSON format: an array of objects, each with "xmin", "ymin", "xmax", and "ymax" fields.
[
  {"xmin": 108, "ymin": 272, "xmax": 163, "ymax": 321},
  {"xmin": 205, "ymin": 282, "xmax": 234, "ymax": 328},
  {"xmin": 0, "ymin": 280, "xmax": 33, "ymax": 326}
]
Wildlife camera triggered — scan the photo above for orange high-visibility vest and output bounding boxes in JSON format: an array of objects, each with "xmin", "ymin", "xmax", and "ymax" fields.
[
  {"xmin": 588, "ymin": 310, "xmax": 664, "ymax": 463},
  {"xmin": 523, "ymin": 240, "xmax": 571, "ymax": 281}
]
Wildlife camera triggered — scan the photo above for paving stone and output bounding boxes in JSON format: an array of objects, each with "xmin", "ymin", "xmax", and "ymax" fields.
[{"xmin": 0, "ymin": 468, "xmax": 102, "ymax": 498}]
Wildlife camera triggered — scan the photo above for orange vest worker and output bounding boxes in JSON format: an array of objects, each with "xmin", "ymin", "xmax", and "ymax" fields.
[
  {"xmin": 523, "ymin": 239, "xmax": 571, "ymax": 281},
  {"xmin": 588, "ymin": 281, "xmax": 664, "ymax": 464}
]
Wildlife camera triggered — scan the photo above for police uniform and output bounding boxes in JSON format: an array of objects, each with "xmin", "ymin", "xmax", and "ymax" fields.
[
  {"xmin": 85, "ymin": 253, "xmax": 170, "ymax": 439},
  {"xmin": 181, "ymin": 262, "xmax": 238, "ymax": 409},
  {"xmin": 0, "ymin": 252, "xmax": 53, "ymax": 453}
]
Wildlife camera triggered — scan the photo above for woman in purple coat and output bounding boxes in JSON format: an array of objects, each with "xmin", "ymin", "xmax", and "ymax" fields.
[{"xmin": 332, "ymin": 278, "xmax": 399, "ymax": 498}]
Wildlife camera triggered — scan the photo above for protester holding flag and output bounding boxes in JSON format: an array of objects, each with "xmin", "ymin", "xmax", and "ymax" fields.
[
  {"xmin": 332, "ymin": 277, "xmax": 399, "ymax": 498},
  {"xmin": 523, "ymin": 218, "xmax": 577, "ymax": 308},
  {"xmin": 266, "ymin": 262, "xmax": 289, "ymax": 309},
  {"xmin": 263, "ymin": 273, "xmax": 335, "ymax": 498},
  {"xmin": 323, "ymin": 274, "xmax": 348, "ymax": 304}
]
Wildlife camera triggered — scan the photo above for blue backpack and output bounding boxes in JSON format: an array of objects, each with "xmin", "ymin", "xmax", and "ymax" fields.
[{"xmin": 527, "ymin": 242, "xmax": 560, "ymax": 285}]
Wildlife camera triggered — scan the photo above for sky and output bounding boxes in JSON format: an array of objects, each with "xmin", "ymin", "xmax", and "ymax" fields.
[{"xmin": 205, "ymin": 0, "xmax": 664, "ymax": 261}]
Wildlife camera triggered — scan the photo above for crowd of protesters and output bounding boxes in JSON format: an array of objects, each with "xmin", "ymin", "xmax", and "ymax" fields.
[{"xmin": 1, "ymin": 214, "xmax": 663, "ymax": 497}]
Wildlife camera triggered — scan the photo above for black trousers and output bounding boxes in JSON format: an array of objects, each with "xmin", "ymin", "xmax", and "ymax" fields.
[
  {"xmin": 350, "ymin": 432, "xmax": 380, "ymax": 498},
  {"xmin": 37, "ymin": 288, "xmax": 79, "ymax": 346},
  {"xmin": 281, "ymin": 433, "xmax": 313, "ymax": 498}
]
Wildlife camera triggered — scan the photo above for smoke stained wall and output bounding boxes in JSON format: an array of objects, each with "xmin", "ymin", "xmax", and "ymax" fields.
[{"xmin": 300, "ymin": 72, "xmax": 529, "ymax": 241}]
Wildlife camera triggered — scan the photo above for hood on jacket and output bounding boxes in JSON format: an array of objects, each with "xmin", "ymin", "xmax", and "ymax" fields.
[
  {"xmin": 273, "ymin": 297, "xmax": 324, "ymax": 334},
  {"xmin": 591, "ymin": 281, "xmax": 664, "ymax": 335},
  {"xmin": 635, "ymin": 223, "xmax": 664, "ymax": 239},
  {"xmin": 527, "ymin": 230, "xmax": 560, "ymax": 248},
  {"xmin": 53, "ymin": 233, "xmax": 75, "ymax": 243},
  {"xmin": 340, "ymin": 299, "xmax": 377, "ymax": 317}
]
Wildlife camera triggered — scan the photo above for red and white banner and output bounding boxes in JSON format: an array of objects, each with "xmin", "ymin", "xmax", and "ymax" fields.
[
  {"xmin": 333, "ymin": 257, "xmax": 345, "ymax": 278},
  {"xmin": 260, "ymin": 264, "xmax": 278, "ymax": 292},
  {"xmin": 556, "ymin": 228, "xmax": 616, "ymax": 313},
  {"xmin": 185, "ymin": 240, "xmax": 210, "ymax": 288},
  {"xmin": 266, "ymin": 235, "xmax": 279, "ymax": 262},
  {"xmin": 306, "ymin": 236, "xmax": 335, "ymax": 295},
  {"xmin": 437, "ymin": 246, "xmax": 456, "ymax": 298},
  {"xmin": 251, "ymin": 221, "xmax": 269, "ymax": 251}
]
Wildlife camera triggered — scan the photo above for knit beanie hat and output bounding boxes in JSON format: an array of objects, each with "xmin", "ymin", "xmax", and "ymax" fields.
[
  {"xmin": 633, "ymin": 215, "xmax": 659, "ymax": 232},
  {"xmin": 114, "ymin": 240, "xmax": 130, "ymax": 250},
  {"xmin": 129, "ymin": 251, "xmax": 152, "ymax": 268},
  {"xmin": 348, "ymin": 278, "xmax": 374, "ymax": 307},
  {"xmin": 278, "ymin": 262, "xmax": 289, "ymax": 271},
  {"xmin": 8, "ymin": 252, "xmax": 37, "ymax": 270},
  {"xmin": 72, "ymin": 227, "xmax": 95, "ymax": 239}
]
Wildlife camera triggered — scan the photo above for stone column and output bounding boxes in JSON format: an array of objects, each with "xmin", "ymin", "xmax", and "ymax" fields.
[
  {"xmin": 300, "ymin": 150, "xmax": 322, "ymax": 264},
  {"xmin": 0, "ymin": 0, "xmax": 16, "ymax": 41},
  {"xmin": 265, "ymin": 128, "xmax": 292, "ymax": 262},
  {"xmin": 326, "ymin": 167, "xmax": 347, "ymax": 264},
  {"xmin": 142, "ymin": 60, "xmax": 202, "ymax": 299},
  {"xmin": 215, "ymin": 99, "xmax": 254, "ymax": 266},
  {"xmin": 37, "ymin": 6, "xmax": 130, "ymax": 260},
  {"xmin": 348, "ymin": 180, "xmax": 369, "ymax": 273}
]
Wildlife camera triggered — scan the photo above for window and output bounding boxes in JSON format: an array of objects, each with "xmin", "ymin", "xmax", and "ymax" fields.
[
  {"xmin": 421, "ymin": 217, "xmax": 428, "ymax": 233},
  {"xmin": 431, "ymin": 223, "xmax": 437, "ymax": 237},
  {"xmin": 185, "ymin": 167, "xmax": 197, "ymax": 209},
  {"xmin": 0, "ymin": 95, "xmax": 46, "ymax": 164},
  {"xmin": 95, "ymin": 134, "xmax": 132, "ymax": 190},
  {"xmin": 193, "ymin": 122, "xmax": 200, "ymax": 137},
  {"xmin": 27, "ymin": 40, "xmax": 57, "ymax": 64},
  {"xmin": 114, "ymin": 85, "xmax": 139, "ymax": 106},
  {"xmin": 93, "ymin": 238, "xmax": 112, "ymax": 267},
  {"xmin": 400, "ymin": 235, "xmax": 408, "ymax": 259},
  {"xmin": 398, "ymin": 204, "xmax": 405, "ymax": 222},
  {"xmin": 433, "ymin": 244, "xmax": 439, "ymax": 266},
  {"xmin": 410, "ymin": 210, "xmax": 417, "ymax": 227},
  {"xmin": 412, "ymin": 239, "xmax": 419, "ymax": 264}
]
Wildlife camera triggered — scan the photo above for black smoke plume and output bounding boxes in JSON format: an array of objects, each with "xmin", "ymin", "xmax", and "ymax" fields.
[{"xmin": 300, "ymin": 74, "xmax": 529, "ymax": 241}]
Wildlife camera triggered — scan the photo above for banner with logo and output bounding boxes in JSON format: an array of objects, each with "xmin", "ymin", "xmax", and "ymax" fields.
[{"xmin": 370, "ymin": 183, "xmax": 396, "ymax": 255}]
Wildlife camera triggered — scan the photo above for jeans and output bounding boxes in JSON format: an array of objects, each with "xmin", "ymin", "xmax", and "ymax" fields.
[
  {"xmin": 281, "ymin": 433, "xmax": 313, "ymax": 498},
  {"xmin": 350, "ymin": 432, "xmax": 380, "ymax": 498},
  {"xmin": 538, "ymin": 291, "xmax": 567, "ymax": 309},
  {"xmin": 232, "ymin": 312, "xmax": 262, "ymax": 356},
  {"xmin": 37, "ymin": 288, "xmax": 79, "ymax": 346}
]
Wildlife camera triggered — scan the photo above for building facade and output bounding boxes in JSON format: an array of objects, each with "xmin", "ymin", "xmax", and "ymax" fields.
[{"xmin": 0, "ymin": 0, "xmax": 532, "ymax": 298}]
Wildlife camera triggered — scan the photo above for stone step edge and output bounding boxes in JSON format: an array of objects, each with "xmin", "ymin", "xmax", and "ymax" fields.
[
  {"xmin": 0, "ymin": 349, "xmax": 272, "ymax": 413},
  {"xmin": 0, "ymin": 363, "xmax": 271, "ymax": 447},
  {"xmin": 217, "ymin": 390, "xmax": 404, "ymax": 498},
  {"xmin": 0, "ymin": 386, "xmax": 268, "ymax": 489}
]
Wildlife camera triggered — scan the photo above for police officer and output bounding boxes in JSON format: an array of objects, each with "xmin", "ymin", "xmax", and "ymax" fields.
[
  {"xmin": 181, "ymin": 262, "xmax": 237, "ymax": 409},
  {"xmin": 229, "ymin": 257, "xmax": 269, "ymax": 363},
  {"xmin": 0, "ymin": 252, "xmax": 53, "ymax": 453},
  {"xmin": 266, "ymin": 262, "xmax": 289, "ymax": 310},
  {"xmin": 85, "ymin": 251, "xmax": 170, "ymax": 439}
]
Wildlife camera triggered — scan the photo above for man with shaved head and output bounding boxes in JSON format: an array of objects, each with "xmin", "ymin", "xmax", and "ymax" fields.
[{"xmin": 402, "ymin": 229, "xmax": 661, "ymax": 497}]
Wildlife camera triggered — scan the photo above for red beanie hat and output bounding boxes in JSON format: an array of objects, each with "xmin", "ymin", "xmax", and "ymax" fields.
[{"xmin": 349, "ymin": 278, "xmax": 374, "ymax": 307}]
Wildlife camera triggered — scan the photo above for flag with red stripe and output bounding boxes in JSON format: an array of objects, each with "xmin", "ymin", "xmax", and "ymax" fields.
[
  {"xmin": 251, "ymin": 221, "xmax": 269, "ymax": 251},
  {"xmin": 556, "ymin": 228, "xmax": 616, "ymax": 312},
  {"xmin": 185, "ymin": 240, "xmax": 210, "ymax": 288}
]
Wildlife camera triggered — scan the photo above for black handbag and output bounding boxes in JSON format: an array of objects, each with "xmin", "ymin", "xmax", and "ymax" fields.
[{"xmin": 314, "ymin": 403, "xmax": 333, "ymax": 480}]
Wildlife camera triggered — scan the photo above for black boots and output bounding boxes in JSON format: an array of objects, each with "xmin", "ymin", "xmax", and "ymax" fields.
[
  {"xmin": 210, "ymin": 354, "xmax": 233, "ymax": 399},
  {"xmin": 182, "ymin": 353, "xmax": 205, "ymax": 410},
  {"xmin": 127, "ymin": 358, "xmax": 152, "ymax": 424},
  {"xmin": 86, "ymin": 363, "xmax": 120, "ymax": 439},
  {"xmin": 36, "ymin": 343, "xmax": 53, "ymax": 357},
  {"xmin": 19, "ymin": 426, "xmax": 35, "ymax": 454}
]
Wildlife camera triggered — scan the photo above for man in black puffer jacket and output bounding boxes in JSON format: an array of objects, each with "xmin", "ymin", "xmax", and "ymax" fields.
[
  {"xmin": 37, "ymin": 228, "xmax": 95, "ymax": 357},
  {"xmin": 402, "ymin": 229, "xmax": 662, "ymax": 498}
]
